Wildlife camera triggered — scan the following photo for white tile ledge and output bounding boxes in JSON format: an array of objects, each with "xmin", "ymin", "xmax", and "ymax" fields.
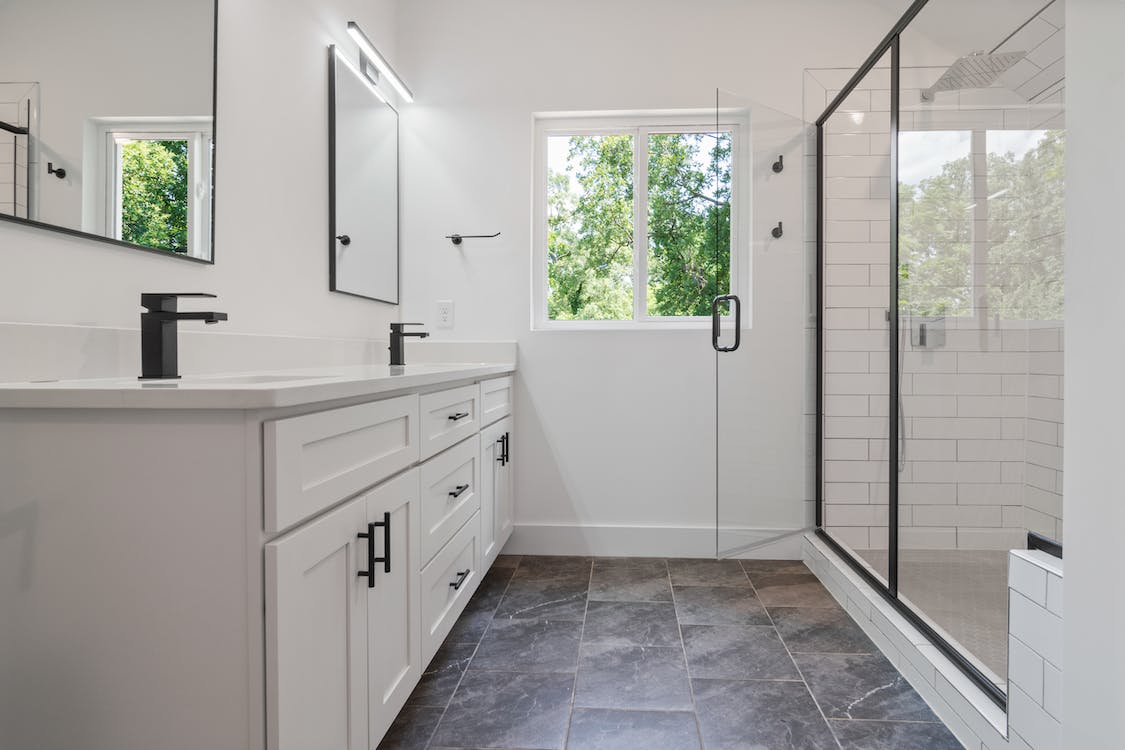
[{"xmin": 1011, "ymin": 549, "xmax": 1063, "ymax": 578}]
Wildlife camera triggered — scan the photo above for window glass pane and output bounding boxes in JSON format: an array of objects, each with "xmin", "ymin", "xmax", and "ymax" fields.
[
  {"xmin": 899, "ymin": 130, "xmax": 973, "ymax": 317},
  {"xmin": 647, "ymin": 131, "xmax": 731, "ymax": 317},
  {"xmin": 546, "ymin": 134, "xmax": 634, "ymax": 320},
  {"xmin": 985, "ymin": 129, "xmax": 1065, "ymax": 321},
  {"xmin": 119, "ymin": 139, "xmax": 190, "ymax": 253}
]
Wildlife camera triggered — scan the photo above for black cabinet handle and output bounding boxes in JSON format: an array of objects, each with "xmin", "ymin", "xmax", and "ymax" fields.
[
  {"xmin": 496, "ymin": 435, "xmax": 506, "ymax": 464},
  {"xmin": 357, "ymin": 511, "xmax": 391, "ymax": 588},
  {"xmin": 449, "ymin": 569, "xmax": 471, "ymax": 590},
  {"xmin": 448, "ymin": 412, "xmax": 469, "ymax": 421},
  {"xmin": 504, "ymin": 432, "xmax": 510, "ymax": 464},
  {"xmin": 449, "ymin": 484, "xmax": 470, "ymax": 499}
]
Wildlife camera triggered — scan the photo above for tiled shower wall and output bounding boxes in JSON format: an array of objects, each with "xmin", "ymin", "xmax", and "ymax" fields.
[
  {"xmin": 0, "ymin": 84, "xmax": 33, "ymax": 220},
  {"xmin": 818, "ymin": 72, "xmax": 1065, "ymax": 552}
]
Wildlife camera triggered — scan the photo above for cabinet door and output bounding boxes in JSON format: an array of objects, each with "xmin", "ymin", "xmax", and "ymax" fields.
[
  {"xmin": 495, "ymin": 417, "xmax": 514, "ymax": 554},
  {"xmin": 480, "ymin": 416, "xmax": 514, "ymax": 569},
  {"xmin": 365, "ymin": 469, "xmax": 423, "ymax": 744},
  {"xmin": 266, "ymin": 496, "xmax": 368, "ymax": 750}
]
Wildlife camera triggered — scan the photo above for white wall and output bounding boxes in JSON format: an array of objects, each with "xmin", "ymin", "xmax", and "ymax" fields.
[
  {"xmin": 0, "ymin": 0, "xmax": 404, "ymax": 382},
  {"xmin": 396, "ymin": 0, "xmax": 945, "ymax": 555},
  {"xmin": 1062, "ymin": 0, "xmax": 1125, "ymax": 747}
]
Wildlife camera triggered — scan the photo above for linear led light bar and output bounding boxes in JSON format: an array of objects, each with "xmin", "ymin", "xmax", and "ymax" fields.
[
  {"xmin": 346, "ymin": 21, "xmax": 414, "ymax": 104},
  {"xmin": 334, "ymin": 47, "xmax": 388, "ymax": 105}
]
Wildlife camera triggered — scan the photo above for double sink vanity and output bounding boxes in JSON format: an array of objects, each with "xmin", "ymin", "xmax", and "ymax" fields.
[{"xmin": 0, "ymin": 363, "xmax": 516, "ymax": 750}]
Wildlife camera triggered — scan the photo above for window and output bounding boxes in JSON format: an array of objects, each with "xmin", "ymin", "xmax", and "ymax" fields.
[
  {"xmin": 535, "ymin": 115, "xmax": 742, "ymax": 326},
  {"xmin": 98, "ymin": 119, "xmax": 212, "ymax": 258}
]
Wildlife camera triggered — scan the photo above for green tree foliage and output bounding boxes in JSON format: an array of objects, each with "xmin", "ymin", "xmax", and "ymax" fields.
[
  {"xmin": 546, "ymin": 131, "xmax": 731, "ymax": 320},
  {"xmin": 899, "ymin": 130, "xmax": 1064, "ymax": 321},
  {"xmin": 120, "ymin": 139, "xmax": 189, "ymax": 253}
]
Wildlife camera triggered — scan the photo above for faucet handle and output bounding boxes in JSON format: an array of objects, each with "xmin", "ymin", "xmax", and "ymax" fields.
[
  {"xmin": 141, "ymin": 293, "xmax": 219, "ymax": 312},
  {"xmin": 390, "ymin": 322, "xmax": 425, "ymax": 331}
]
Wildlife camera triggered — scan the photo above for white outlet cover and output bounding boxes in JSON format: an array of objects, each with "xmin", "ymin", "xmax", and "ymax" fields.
[{"xmin": 436, "ymin": 300, "xmax": 454, "ymax": 329}]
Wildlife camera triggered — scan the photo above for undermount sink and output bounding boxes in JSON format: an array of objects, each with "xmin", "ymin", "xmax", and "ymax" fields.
[{"xmin": 186, "ymin": 374, "xmax": 338, "ymax": 385}]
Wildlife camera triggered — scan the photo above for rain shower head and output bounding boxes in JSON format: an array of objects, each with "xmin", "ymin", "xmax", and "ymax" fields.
[{"xmin": 920, "ymin": 50, "xmax": 1027, "ymax": 102}]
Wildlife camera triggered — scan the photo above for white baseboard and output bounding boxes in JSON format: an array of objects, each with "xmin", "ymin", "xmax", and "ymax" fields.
[{"xmin": 503, "ymin": 523, "xmax": 807, "ymax": 559}]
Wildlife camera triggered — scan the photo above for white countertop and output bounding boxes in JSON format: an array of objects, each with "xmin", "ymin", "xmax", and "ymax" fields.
[{"xmin": 0, "ymin": 363, "xmax": 515, "ymax": 410}]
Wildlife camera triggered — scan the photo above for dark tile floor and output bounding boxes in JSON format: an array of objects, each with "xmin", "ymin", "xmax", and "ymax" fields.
[{"xmin": 378, "ymin": 556, "xmax": 963, "ymax": 750}]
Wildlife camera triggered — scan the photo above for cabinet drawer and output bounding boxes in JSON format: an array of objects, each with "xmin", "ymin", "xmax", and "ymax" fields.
[
  {"xmin": 264, "ymin": 395, "xmax": 420, "ymax": 533},
  {"xmin": 479, "ymin": 376, "xmax": 513, "ymax": 427},
  {"xmin": 419, "ymin": 434, "xmax": 480, "ymax": 565},
  {"xmin": 420, "ymin": 512, "xmax": 481, "ymax": 663},
  {"xmin": 418, "ymin": 384, "xmax": 479, "ymax": 459}
]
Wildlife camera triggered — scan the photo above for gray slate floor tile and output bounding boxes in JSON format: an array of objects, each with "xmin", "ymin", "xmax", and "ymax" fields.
[
  {"xmin": 582, "ymin": 601, "xmax": 681, "ymax": 647},
  {"xmin": 794, "ymin": 652, "xmax": 940, "ymax": 722},
  {"xmin": 771, "ymin": 606, "xmax": 877, "ymax": 654},
  {"xmin": 375, "ymin": 704, "xmax": 443, "ymax": 750},
  {"xmin": 406, "ymin": 642, "xmax": 476, "ymax": 707},
  {"xmin": 692, "ymin": 678, "xmax": 839, "ymax": 750},
  {"xmin": 495, "ymin": 578, "xmax": 590, "ymax": 621},
  {"xmin": 681, "ymin": 624, "xmax": 800, "ymax": 680},
  {"xmin": 431, "ymin": 671, "xmax": 574, "ymax": 750},
  {"xmin": 752, "ymin": 572, "xmax": 840, "ymax": 608},
  {"xmin": 567, "ymin": 708, "xmax": 701, "ymax": 750},
  {"xmin": 575, "ymin": 643, "xmax": 692, "ymax": 711},
  {"xmin": 471, "ymin": 617, "xmax": 582, "ymax": 673},
  {"xmin": 667, "ymin": 558, "xmax": 750, "ymax": 587},
  {"xmin": 589, "ymin": 562, "xmax": 672, "ymax": 602},
  {"xmin": 673, "ymin": 584, "xmax": 771, "ymax": 627},
  {"xmin": 829, "ymin": 718, "xmax": 964, "ymax": 749}
]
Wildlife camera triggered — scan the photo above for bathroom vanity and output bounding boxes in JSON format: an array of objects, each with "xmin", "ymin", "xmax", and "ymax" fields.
[{"xmin": 0, "ymin": 364, "xmax": 515, "ymax": 750}]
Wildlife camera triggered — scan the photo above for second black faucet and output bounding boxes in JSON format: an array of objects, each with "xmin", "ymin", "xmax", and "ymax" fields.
[{"xmin": 389, "ymin": 323, "xmax": 429, "ymax": 366}]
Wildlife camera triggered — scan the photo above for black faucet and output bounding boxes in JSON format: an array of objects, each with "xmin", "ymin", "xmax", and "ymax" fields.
[
  {"xmin": 389, "ymin": 323, "xmax": 429, "ymax": 366},
  {"xmin": 140, "ymin": 293, "xmax": 228, "ymax": 379}
]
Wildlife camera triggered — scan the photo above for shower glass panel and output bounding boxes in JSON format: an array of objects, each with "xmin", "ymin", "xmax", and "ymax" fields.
[
  {"xmin": 817, "ymin": 52, "xmax": 894, "ymax": 583},
  {"xmin": 714, "ymin": 90, "xmax": 811, "ymax": 559},
  {"xmin": 896, "ymin": 0, "xmax": 1067, "ymax": 690}
]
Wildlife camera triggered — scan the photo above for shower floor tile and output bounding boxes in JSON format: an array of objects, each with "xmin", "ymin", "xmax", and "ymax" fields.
[{"xmin": 380, "ymin": 556, "xmax": 962, "ymax": 749}]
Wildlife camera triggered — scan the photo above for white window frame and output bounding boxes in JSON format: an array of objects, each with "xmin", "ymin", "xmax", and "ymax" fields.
[
  {"xmin": 533, "ymin": 112, "xmax": 748, "ymax": 330},
  {"xmin": 94, "ymin": 117, "xmax": 212, "ymax": 259}
]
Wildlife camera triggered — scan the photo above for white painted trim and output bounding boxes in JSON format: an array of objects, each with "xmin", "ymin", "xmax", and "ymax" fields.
[{"xmin": 503, "ymin": 523, "xmax": 806, "ymax": 559}]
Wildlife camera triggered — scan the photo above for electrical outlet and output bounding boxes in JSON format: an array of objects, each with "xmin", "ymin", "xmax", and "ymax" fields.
[{"xmin": 436, "ymin": 300, "xmax": 454, "ymax": 329}]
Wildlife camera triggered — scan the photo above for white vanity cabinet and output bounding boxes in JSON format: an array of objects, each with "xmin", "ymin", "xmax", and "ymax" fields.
[
  {"xmin": 0, "ymin": 364, "xmax": 514, "ymax": 750},
  {"xmin": 479, "ymin": 376, "xmax": 515, "ymax": 570},
  {"xmin": 266, "ymin": 469, "xmax": 421, "ymax": 750}
]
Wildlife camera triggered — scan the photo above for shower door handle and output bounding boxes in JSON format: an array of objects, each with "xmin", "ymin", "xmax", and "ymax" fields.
[{"xmin": 711, "ymin": 295, "xmax": 741, "ymax": 353}]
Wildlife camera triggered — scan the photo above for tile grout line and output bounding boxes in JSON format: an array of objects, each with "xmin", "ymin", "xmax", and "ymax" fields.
[
  {"xmin": 420, "ymin": 561, "xmax": 517, "ymax": 750},
  {"xmin": 667, "ymin": 559, "xmax": 707, "ymax": 750},
  {"xmin": 741, "ymin": 560, "xmax": 845, "ymax": 750},
  {"xmin": 561, "ymin": 558, "xmax": 595, "ymax": 750}
]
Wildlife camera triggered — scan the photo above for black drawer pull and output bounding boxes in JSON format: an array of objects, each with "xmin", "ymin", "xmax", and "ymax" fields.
[
  {"xmin": 450, "ymin": 569, "xmax": 471, "ymax": 590},
  {"xmin": 447, "ymin": 412, "xmax": 469, "ymax": 421},
  {"xmin": 449, "ymin": 484, "xmax": 470, "ymax": 499},
  {"xmin": 357, "ymin": 511, "xmax": 391, "ymax": 588},
  {"xmin": 496, "ymin": 432, "xmax": 510, "ymax": 465}
]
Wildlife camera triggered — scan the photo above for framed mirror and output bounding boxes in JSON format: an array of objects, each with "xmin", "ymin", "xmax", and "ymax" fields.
[
  {"xmin": 328, "ymin": 46, "xmax": 399, "ymax": 304},
  {"xmin": 0, "ymin": 0, "xmax": 217, "ymax": 263}
]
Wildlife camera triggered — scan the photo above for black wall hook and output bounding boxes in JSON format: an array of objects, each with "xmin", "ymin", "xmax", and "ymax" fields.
[
  {"xmin": 48, "ymin": 162, "xmax": 66, "ymax": 179},
  {"xmin": 772, "ymin": 155, "xmax": 784, "ymax": 173},
  {"xmin": 335, "ymin": 234, "xmax": 351, "ymax": 246},
  {"xmin": 771, "ymin": 221, "xmax": 783, "ymax": 239},
  {"xmin": 447, "ymin": 231, "xmax": 501, "ymax": 246}
]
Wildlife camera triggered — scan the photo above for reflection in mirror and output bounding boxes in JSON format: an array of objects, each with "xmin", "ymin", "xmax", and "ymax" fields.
[
  {"xmin": 329, "ymin": 47, "xmax": 399, "ymax": 304},
  {"xmin": 0, "ymin": 0, "xmax": 216, "ymax": 262}
]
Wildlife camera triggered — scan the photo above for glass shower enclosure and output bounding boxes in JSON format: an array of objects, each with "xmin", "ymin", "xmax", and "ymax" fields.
[{"xmin": 812, "ymin": 0, "xmax": 1066, "ymax": 707}]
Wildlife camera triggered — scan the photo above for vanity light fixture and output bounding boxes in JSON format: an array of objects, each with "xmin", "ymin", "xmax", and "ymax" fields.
[
  {"xmin": 346, "ymin": 21, "xmax": 414, "ymax": 103},
  {"xmin": 333, "ymin": 47, "xmax": 389, "ymax": 105}
]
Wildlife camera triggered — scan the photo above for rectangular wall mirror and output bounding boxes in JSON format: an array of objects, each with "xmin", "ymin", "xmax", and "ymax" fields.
[
  {"xmin": 328, "ymin": 46, "xmax": 399, "ymax": 304},
  {"xmin": 0, "ymin": 0, "xmax": 216, "ymax": 263}
]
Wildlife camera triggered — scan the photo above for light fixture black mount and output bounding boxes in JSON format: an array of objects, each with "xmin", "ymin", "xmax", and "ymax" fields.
[
  {"xmin": 0, "ymin": 120, "xmax": 29, "ymax": 135},
  {"xmin": 772, "ymin": 155, "xmax": 784, "ymax": 173},
  {"xmin": 47, "ymin": 162, "xmax": 66, "ymax": 179},
  {"xmin": 446, "ymin": 231, "xmax": 501, "ymax": 246},
  {"xmin": 335, "ymin": 234, "xmax": 351, "ymax": 246},
  {"xmin": 771, "ymin": 221, "xmax": 783, "ymax": 239}
]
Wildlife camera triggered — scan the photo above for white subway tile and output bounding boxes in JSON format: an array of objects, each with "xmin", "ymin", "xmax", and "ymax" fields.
[
  {"xmin": 1043, "ymin": 660, "xmax": 1061, "ymax": 720},
  {"xmin": 899, "ymin": 482, "xmax": 958, "ymax": 505},
  {"xmin": 824, "ymin": 460, "xmax": 886, "ymax": 483},
  {"xmin": 901, "ymin": 438, "xmax": 957, "ymax": 461},
  {"xmin": 824, "ymin": 394, "xmax": 870, "ymax": 416},
  {"xmin": 956, "ymin": 395, "xmax": 1026, "ymax": 418},
  {"xmin": 824, "ymin": 482, "xmax": 870, "ymax": 502},
  {"xmin": 824, "ymin": 307, "xmax": 871, "ymax": 330},
  {"xmin": 913, "ymin": 373, "xmax": 1002, "ymax": 395},
  {"xmin": 1026, "ymin": 418, "xmax": 1058, "ymax": 445},
  {"xmin": 825, "ymin": 503, "xmax": 887, "ymax": 527},
  {"xmin": 1025, "ymin": 441, "xmax": 1063, "ymax": 471},
  {"xmin": 825, "ymin": 525, "xmax": 870, "ymax": 551},
  {"xmin": 1009, "ymin": 685, "xmax": 1061, "ymax": 750},
  {"xmin": 958, "ymin": 483, "xmax": 1024, "ymax": 505},
  {"xmin": 824, "ymin": 220, "xmax": 871, "ymax": 242},
  {"xmin": 824, "ymin": 330, "xmax": 885, "ymax": 351},
  {"xmin": 824, "ymin": 416, "xmax": 887, "ymax": 438},
  {"xmin": 825, "ymin": 285, "xmax": 888, "ymax": 309},
  {"xmin": 825, "ymin": 351, "xmax": 870, "ymax": 373},
  {"xmin": 1046, "ymin": 573, "xmax": 1063, "ymax": 616},
  {"xmin": 913, "ymin": 505, "xmax": 1001, "ymax": 527},
  {"xmin": 825, "ymin": 134, "xmax": 871, "ymax": 156},
  {"xmin": 912, "ymin": 418, "xmax": 1002, "ymax": 440},
  {"xmin": 1009, "ymin": 555, "xmax": 1048, "ymax": 605},
  {"xmin": 825, "ymin": 155, "xmax": 892, "ymax": 178},
  {"xmin": 900, "ymin": 527, "xmax": 957, "ymax": 549},
  {"xmin": 911, "ymin": 460, "xmax": 1001, "ymax": 483},
  {"xmin": 1002, "ymin": 374, "xmax": 1029, "ymax": 396},
  {"xmin": 1002, "ymin": 461, "xmax": 1026, "ymax": 484},
  {"xmin": 823, "ymin": 438, "xmax": 870, "ymax": 460},
  {"xmin": 1027, "ymin": 396, "xmax": 1064, "ymax": 423},
  {"xmin": 826, "ymin": 242, "xmax": 890, "ymax": 264},
  {"xmin": 1002, "ymin": 418, "xmax": 1026, "ymax": 440},
  {"xmin": 957, "ymin": 351, "xmax": 1029, "ymax": 374},
  {"xmin": 825, "ymin": 265, "xmax": 869, "ymax": 287},
  {"xmin": 825, "ymin": 373, "xmax": 889, "ymax": 396},
  {"xmin": 1008, "ymin": 636, "xmax": 1045, "ymax": 703},
  {"xmin": 958, "ymin": 527, "xmax": 1025, "ymax": 550},
  {"xmin": 1009, "ymin": 590, "xmax": 1062, "ymax": 667},
  {"xmin": 901, "ymin": 395, "xmax": 959, "ymax": 417},
  {"xmin": 956, "ymin": 439, "xmax": 1026, "ymax": 462}
]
